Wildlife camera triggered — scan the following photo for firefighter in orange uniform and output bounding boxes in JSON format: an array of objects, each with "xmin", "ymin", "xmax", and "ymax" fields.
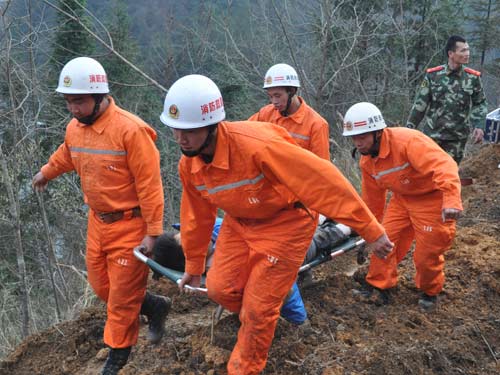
[
  {"xmin": 250, "ymin": 63, "xmax": 331, "ymax": 297},
  {"xmin": 342, "ymin": 102, "xmax": 462, "ymax": 310},
  {"xmin": 160, "ymin": 75, "xmax": 393, "ymax": 375},
  {"xmin": 249, "ymin": 63, "xmax": 330, "ymax": 160},
  {"xmin": 32, "ymin": 57, "xmax": 169, "ymax": 375}
]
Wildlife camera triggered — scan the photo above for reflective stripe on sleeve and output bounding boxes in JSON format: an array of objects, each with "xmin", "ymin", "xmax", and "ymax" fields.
[
  {"xmin": 371, "ymin": 162, "xmax": 410, "ymax": 180},
  {"xmin": 289, "ymin": 132, "xmax": 310, "ymax": 141},
  {"xmin": 69, "ymin": 147, "xmax": 127, "ymax": 156},
  {"xmin": 195, "ymin": 174, "xmax": 265, "ymax": 194}
]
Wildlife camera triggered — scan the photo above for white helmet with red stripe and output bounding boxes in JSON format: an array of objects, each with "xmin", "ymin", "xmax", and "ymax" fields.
[
  {"xmin": 342, "ymin": 102, "xmax": 386, "ymax": 136},
  {"xmin": 263, "ymin": 63, "xmax": 300, "ymax": 89}
]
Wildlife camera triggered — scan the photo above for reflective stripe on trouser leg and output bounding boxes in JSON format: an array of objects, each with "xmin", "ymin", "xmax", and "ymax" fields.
[
  {"xmin": 86, "ymin": 210, "xmax": 149, "ymax": 348},
  {"xmin": 366, "ymin": 196, "xmax": 414, "ymax": 289},
  {"xmin": 207, "ymin": 209, "xmax": 316, "ymax": 375}
]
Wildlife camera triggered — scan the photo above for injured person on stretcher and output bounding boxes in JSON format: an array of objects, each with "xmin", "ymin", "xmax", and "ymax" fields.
[{"xmin": 151, "ymin": 216, "xmax": 353, "ymax": 325}]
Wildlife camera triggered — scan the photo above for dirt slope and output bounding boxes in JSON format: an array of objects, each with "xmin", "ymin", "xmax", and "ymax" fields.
[{"xmin": 1, "ymin": 144, "xmax": 499, "ymax": 375}]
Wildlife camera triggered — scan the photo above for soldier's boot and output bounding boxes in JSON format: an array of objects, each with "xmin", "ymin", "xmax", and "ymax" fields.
[
  {"xmin": 140, "ymin": 292, "xmax": 171, "ymax": 344},
  {"xmin": 101, "ymin": 347, "xmax": 131, "ymax": 375}
]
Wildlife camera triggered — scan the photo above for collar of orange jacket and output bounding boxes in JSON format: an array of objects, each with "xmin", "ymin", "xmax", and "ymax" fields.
[
  {"xmin": 190, "ymin": 121, "xmax": 229, "ymax": 173},
  {"xmin": 284, "ymin": 96, "xmax": 307, "ymax": 123},
  {"xmin": 76, "ymin": 96, "xmax": 115, "ymax": 134}
]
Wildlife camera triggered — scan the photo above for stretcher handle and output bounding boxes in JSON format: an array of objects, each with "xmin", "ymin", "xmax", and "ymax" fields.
[
  {"xmin": 298, "ymin": 238, "xmax": 366, "ymax": 273},
  {"xmin": 176, "ymin": 279, "xmax": 208, "ymax": 293},
  {"xmin": 133, "ymin": 247, "xmax": 207, "ymax": 294}
]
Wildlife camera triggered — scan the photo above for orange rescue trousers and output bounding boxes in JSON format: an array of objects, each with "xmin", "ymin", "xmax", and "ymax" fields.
[
  {"xmin": 86, "ymin": 209, "xmax": 149, "ymax": 348},
  {"xmin": 206, "ymin": 208, "xmax": 316, "ymax": 375},
  {"xmin": 366, "ymin": 192, "xmax": 456, "ymax": 296}
]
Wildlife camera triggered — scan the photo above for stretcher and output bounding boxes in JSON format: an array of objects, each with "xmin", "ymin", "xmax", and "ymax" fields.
[
  {"xmin": 133, "ymin": 247, "xmax": 208, "ymax": 293},
  {"xmin": 134, "ymin": 236, "xmax": 366, "ymax": 292},
  {"xmin": 299, "ymin": 237, "xmax": 365, "ymax": 273}
]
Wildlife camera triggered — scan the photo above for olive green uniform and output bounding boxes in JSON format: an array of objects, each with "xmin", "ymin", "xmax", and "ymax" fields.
[{"xmin": 407, "ymin": 64, "xmax": 487, "ymax": 163}]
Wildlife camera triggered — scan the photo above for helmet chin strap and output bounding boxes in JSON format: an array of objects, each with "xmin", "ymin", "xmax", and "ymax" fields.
[
  {"xmin": 280, "ymin": 88, "xmax": 297, "ymax": 117},
  {"xmin": 281, "ymin": 94, "xmax": 293, "ymax": 117},
  {"xmin": 77, "ymin": 95, "xmax": 105, "ymax": 125},
  {"xmin": 351, "ymin": 131, "xmax": 382, "ymax": 158},
  {"xmin": 369, "ymin": 131, "xmax": 382, "ymax": 157},
  {"xmin": 180, "ymin": 125, "xmax": 217, "ymax": 162}
]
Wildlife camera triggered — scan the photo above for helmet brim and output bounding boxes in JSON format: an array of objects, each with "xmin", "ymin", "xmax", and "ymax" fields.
[
  {"xmin": 343, "ymin": 125, "xmax": 386, "ymax": 137},
  {"xmin": 160, "ymin": 113, "xmax": 224, "ymax": 129},
  {"xmin": 56, "ymin": 87, "xmax": 109, "ymax": 94}
]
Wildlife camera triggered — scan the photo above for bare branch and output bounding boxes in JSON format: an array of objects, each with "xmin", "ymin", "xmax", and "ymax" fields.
[{"xmin": 42, "ymin": 0, "xmax": 168, "ymax": 92}]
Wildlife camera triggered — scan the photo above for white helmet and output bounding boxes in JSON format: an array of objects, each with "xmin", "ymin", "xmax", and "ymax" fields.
[
  {"xmin": 160, "ymin": 74, "xmax": 225, "ymax": 129},
  {"xmin": 342, "ymin": 102, "xmax": 386, "ymax": 136},
  {"xmin": 56, "ymin": 57, "xmax": 109, "ymax": 94},
  {"xmin": 263, "ymin": 63, "xmax": 300, "ymax": 89}
]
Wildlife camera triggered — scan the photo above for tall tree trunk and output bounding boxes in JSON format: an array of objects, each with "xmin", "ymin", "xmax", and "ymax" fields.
[
  {"xmin": 2, "ymin": 18, "xmax": 31, "ymax": 335},
  {"xmin": 480, "ymin": 0, "xmax": 492, "ymax": 67},
  {"xmin": 0, "ymin": 144, "xmax": 30, "ymax": 338},
  {"xmin": 27, "ymin": 0, "xmax": 69, "ymax": 321}
]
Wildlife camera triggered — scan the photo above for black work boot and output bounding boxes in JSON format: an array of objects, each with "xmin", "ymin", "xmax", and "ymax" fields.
[
  {"xmin": 101, "ymin": 347, "xmax": 131, "ymax": 375},
  {"xmin": 418, "ymin": 293, "xmax": 437, "ymax": 311},
  {"xmin": 352, "ymin": 284, "xmax": 391, "ymax": 305},
  {"xmin": 376, "ymin": 288, "xmax": 391, "ymax": 305},
  {"xmin": 352, "ymin": 284, "xmax": 373, "ymax": 297},
  {"xmin": 140, "ymin": 292, "xmax": 171, "ymax": 344}
]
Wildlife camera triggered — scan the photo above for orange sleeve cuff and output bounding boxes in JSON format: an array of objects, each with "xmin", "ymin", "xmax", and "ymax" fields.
[
  {"xmin": 40, "ymin": 165, "xmax": 59, "ymax": 180},
  {"xmin": 442, "ymin": 195, "xmax": 463, "ymax": 211},
  {"xmin": 185, "ymin": 257, "xmax": 206, "ymax": 276},
  {"xmin": 146, "ymin": 221, "xmax": 164, "ymax": 237},
  {"xmin": 361, "ymin": 218, "xmax": 386, "ymax": 243}
]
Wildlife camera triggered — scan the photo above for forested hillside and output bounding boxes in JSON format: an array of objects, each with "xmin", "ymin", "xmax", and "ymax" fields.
[{"xmin": 0, "ymin": 0, "xmax": 499, "ymax": 366}]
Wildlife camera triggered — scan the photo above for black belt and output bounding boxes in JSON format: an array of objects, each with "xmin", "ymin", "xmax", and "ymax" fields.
[
  {"xmin": 293, "ymin": 201, "xmax": 315, "ymax": 221},
  {"xmin": 97, "ymin": 207, "xmax": 141, "ymax": 224}
]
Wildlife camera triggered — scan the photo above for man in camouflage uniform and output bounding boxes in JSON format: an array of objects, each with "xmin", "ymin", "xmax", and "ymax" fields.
[{"xmin": 407, "ymin": 35, "xmax": 488, "ymax": 164}]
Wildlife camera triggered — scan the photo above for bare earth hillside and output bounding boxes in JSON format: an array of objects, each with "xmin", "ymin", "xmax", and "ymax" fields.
[{"xmin": 1, "ymin": 144, "xmax": 499, "ymax": 375}]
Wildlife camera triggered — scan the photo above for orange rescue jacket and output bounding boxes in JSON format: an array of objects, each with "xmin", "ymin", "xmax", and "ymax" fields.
[
  {"xmin": 360, "ymin": 127, "xmax": 463, "ymax": 222},
  {"xmin": 178, "ymin": 121, "xmax": 384, "ymax": 274},
  {"xmin": 249, "ymin": 97, "xmax": 330, "ymax": 160},
  {"xmin": 41, "ymin": 97, "xmax": 164, "ymax": 235}
]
